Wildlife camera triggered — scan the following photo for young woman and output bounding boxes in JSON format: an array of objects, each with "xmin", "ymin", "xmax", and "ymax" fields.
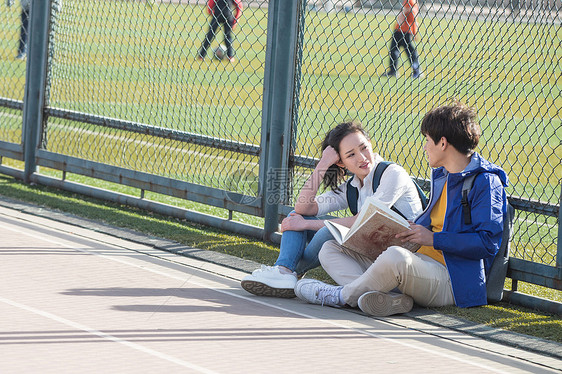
[
  {"xmin": 241, "ymin": 121, "xmax": 424, "ymax": 298},
  {"xmin": 295, "ymin": 102, "xmax": 508, "ymax": 317}
]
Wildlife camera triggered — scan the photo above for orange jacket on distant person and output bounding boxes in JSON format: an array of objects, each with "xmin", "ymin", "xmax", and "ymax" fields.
[
  {"xmin": 207, "ymin": 0, "xmax": 243, "ymax": 28},
  {"xmin": 395, "ymin": 0, "xmax": 418, "ymax": 36}
]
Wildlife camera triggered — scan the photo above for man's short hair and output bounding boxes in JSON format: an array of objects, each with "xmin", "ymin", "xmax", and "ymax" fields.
[{"xmin": 421, "ymin": 100, "xmax": 481, "ymax": 155}]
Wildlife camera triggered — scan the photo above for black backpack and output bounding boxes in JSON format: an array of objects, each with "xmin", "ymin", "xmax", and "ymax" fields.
[
  {"xmin": 346, "ymin": 161, "xmax": 428, "ymax": 218},
  {"xmin": 461, "ymin": 174, "xmax": 514, "ymax": 303}
]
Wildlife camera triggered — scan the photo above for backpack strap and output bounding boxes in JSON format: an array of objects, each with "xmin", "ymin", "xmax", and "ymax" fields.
[
  {"xmin": 413, "ymin": 179, "xmax": 428, "ymax": 210},
  {"xmin": 347, "ymin": 161, "xmax": 429, "ymax": 218},
  {"xmin": 372, "ymin": 161, "xmax": 393, "ymax": 192},
  {"xmin": 346, "ymin": 162, "xmax": 391, "ymax": 215},
  {"xmin": 375, "ymin": 161, "xmax": 429, "ymax": 219},
  {"xmin": 346, "ymin": 179, "xmax": 359, "ymax": 215},
  {"xmin": 461, "ymin": 174, "xmax": 477, "ymax": 225},
  {"xmin": 373, "ymin": 162, "xmax": 413, "ymax": 219}
]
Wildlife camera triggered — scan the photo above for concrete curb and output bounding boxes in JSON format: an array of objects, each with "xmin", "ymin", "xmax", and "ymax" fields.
[{"xmin": 1, "ymin": 195, "xmax": 560, "ymax": 361}]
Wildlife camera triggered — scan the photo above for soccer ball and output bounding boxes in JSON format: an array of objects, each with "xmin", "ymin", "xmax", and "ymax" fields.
[{"xmin": 214, "ymin": 45, "xmax": 227, "ymax": 60}]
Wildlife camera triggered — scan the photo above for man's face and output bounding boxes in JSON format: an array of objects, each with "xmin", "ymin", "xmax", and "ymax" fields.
[{"xmin": 423, "ymin": 134, "xmax": 443, "ymax": 168}]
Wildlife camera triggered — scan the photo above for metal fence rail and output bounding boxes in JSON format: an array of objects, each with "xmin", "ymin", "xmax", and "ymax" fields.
[{"xmin": 0, "ymin": 0, "xmax": 560, "ymax": 311}]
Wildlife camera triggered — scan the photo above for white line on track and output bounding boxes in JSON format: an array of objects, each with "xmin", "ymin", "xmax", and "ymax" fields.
[
  {"xmin": 47, "ymin": 122, "xmax": 259, "ymax": 168},
  {"xmin": 2, "ymin": 222, "xmax": 516, "ymax": 374},
  {"xmin": 0, "ymin": 295, "xmax": 218, "ymax": 374}
]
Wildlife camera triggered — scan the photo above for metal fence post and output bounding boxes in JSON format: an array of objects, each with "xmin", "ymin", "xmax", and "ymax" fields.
[
  {"xmin": 22, "ymin": 0, "xmax": 51, "ymax": 183},
  {"xmin": 556, "ymin": 183, "xmax": 562, "ymax": 272},
  {"xmin": 260, "ymin": 0, "xmax": 300, "ymax": 242}
]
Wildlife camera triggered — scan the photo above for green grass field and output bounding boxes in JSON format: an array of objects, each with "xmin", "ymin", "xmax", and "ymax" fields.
[{"xmin": 0, "ymin": 2, "xmax": 560, "ymax": 267}]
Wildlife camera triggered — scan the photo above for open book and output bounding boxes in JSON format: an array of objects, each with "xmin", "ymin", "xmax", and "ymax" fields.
[{"xmin": 324, "ymin": 196, "xmax": 420, "ymax": 261}]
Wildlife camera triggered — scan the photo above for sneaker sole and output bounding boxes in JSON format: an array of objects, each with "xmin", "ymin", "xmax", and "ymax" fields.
[
  {"xmin": 358, "ymin": 291, "xmax": 413, "ymax": 317},
  {"xmin": 241, "ymin": 280, "xmax": 296, "ymax": 298}
]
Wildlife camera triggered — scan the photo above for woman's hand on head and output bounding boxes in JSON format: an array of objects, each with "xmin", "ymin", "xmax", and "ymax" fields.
[
  {"xmin": 318, "ymin": 146, "xmax": 341, "ymax": 169},
  {"xmin": 280, "ymin": 212, "xmax": 307, "ymax": 232}
]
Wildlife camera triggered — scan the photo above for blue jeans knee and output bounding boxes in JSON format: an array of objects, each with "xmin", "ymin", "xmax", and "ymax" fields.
[{"xmin": 275, "ymin": 211, "xmax": 332, "ymax": 273}]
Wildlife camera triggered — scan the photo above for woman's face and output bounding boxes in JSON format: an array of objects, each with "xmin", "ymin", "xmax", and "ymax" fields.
[{"xmin": 337, "ymin": 131, "xmax": 375, "ymax": 181}]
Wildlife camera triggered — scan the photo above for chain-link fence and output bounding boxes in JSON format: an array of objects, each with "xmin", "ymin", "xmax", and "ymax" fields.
[
  {"xmin": 42, "ymin": 0, "xmax": 266, "ymax": 199},
  {"xmin": 0, "ymin": 1, "xmax": 26, "ymax": 152},
  {"xmin": 291, "ymin": 1, "xmax": 561, "ymax": 273},
  {"xmin": 0, "ymin": 0, "xmax": 560, "ymax": 305}
]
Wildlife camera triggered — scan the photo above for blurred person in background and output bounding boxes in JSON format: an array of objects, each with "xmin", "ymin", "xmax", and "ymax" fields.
[
  {"xmin": 384, "ymin": 0, "xmax": 421, "ymax": 78},
  {"xmin": 197, "ymin": 0, "xmax": 243, "ymax": 63},
  {"xmin": 7, "ymin": 0, "xmax": 30, "ymax": 60}
]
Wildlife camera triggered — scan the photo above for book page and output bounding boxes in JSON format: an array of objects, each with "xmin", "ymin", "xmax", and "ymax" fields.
[
  {"xmin": 348, "ymin": 203, "xmax": 375, "ymax": 234},
  {"xmin": 342, "ymin": 211, "xmax": 420, "ymax": 261},
  {"xmin": 324, "ymin": 221, "xmax": 350, "ymax": 245},
  {"xmin": 367, "ymin": 196, "xmax": 409, "ymax": 223},
  {"xmin": 356, "ymin": 202, "xmax": 379, "ymax": 226},
  {"xmin": 350, "ymin": 196, "xmax": 409, "ymax": 238}
]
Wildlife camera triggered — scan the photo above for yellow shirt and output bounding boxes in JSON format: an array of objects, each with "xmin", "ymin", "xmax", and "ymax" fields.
[{"xmin": 417, "ymin": 182, "xmax": 447, "ymax": 266}]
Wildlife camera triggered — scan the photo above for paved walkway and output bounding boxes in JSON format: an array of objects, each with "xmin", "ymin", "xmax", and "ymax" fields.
[{"xmin": 1, "ymin": 203, "xmax": 561, "ymax": 373}]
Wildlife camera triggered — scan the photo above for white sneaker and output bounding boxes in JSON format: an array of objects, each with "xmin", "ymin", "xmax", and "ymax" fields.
[
  {"xmin": 294, "ymin": 279, "xmax": 343, "ymax": 307},
  {"xmin": 358, "ymin": 291, "xmax": 413, "ymax": 317},
  {"xmin": 241, "ymin": 265, "xmax": 297, "ymax": 298}
]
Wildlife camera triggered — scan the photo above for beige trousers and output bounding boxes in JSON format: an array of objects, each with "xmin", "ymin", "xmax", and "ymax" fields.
[{"xmin": 319, "ymin": 240, "xmax": 455, "ymax": 308}]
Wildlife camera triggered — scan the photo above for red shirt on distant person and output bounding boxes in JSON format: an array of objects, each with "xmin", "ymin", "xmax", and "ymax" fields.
[
  {"xmin": 207, "ymin": 0, "xmax": 243, "ymax": 29},
  {"xmin": 395, "ymin": 0, "xmax": 419, "ymax": 36}
]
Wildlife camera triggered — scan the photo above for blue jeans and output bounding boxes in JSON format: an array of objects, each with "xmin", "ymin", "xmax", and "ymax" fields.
[{"xmin": 274, "ymin": 212, "xmax": 334, "ymax": 275}]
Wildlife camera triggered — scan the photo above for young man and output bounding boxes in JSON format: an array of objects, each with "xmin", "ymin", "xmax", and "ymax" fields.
[{"xmin": 295, "ymin": 101, "xmax": 508, "ymax": 317}]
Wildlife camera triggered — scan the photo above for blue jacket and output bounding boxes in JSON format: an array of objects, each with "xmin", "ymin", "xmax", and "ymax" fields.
[{"xmin": 414, "ymin": 152, "xmax": 508, "ymax": 308}]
